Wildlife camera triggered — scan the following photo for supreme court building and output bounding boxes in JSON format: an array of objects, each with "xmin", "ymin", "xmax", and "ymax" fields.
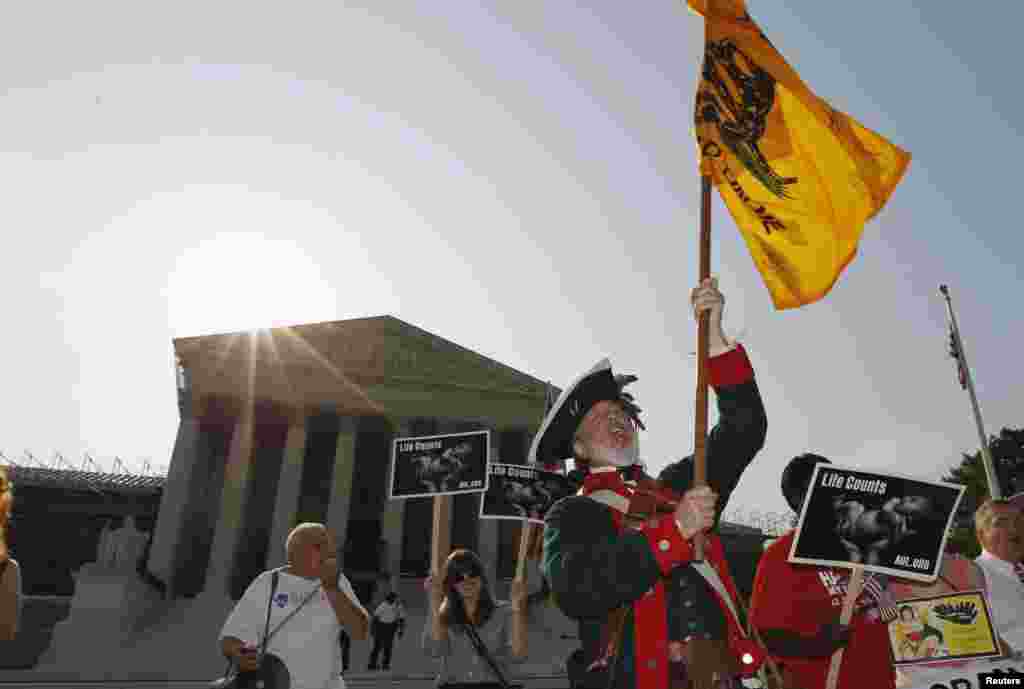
[{"xmin": 146, "ymin": 315, "xmax": 554, "ymax": 603}]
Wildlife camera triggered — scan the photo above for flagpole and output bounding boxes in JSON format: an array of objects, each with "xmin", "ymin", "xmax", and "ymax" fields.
[
  {"xmin": 693, "ymin": 175, "xmax": 712, "ymax": 561},
  {"xmin": 939, "ymin": 284, "xmax": 1000, "ymax": 499}
]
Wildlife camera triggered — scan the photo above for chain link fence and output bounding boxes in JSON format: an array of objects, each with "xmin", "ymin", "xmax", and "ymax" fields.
[{"xmin": 722, "ymin": 506, "xmax": 798, "ymax": 537}]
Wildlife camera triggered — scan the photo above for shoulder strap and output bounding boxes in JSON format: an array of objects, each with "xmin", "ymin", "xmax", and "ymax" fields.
[
  {"xmin": 263, "ymin": 577, "xmax": 322, "ymax": 648},
  {"xmin": 690, "ymin": 561, "xmax": 745, "ymax": 635},
  {"xmin": 258, "ymin": 570, "xmax": 281, "ymax": 654},
  {"xmin": 463, "ymin": 616, "xmax": 514, "ymax": 689}
]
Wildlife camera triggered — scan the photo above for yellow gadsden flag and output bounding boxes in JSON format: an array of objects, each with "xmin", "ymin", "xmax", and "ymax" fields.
[{"xmin": 688, "ymin": 0, "xmax": 911, "ymax": 309}]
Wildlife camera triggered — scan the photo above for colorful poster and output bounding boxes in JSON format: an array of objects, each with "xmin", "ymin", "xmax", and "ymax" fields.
[{"xmin": 888, "ymin": 590, "xmax": 1002, "ymax": 667}]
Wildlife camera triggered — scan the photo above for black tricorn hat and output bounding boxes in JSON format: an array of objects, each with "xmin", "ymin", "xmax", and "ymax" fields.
[{"xmin": 528, "ymin": 358, "xmax": 643, "ymax": 467}]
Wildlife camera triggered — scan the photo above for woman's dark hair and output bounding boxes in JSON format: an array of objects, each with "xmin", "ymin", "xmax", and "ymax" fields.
[
  {"xmin": 439, "ymin": 549, "xmax": 495, "ymax": 629},
  {"xmin": 899, "ymin": 605, "xmax": 915, "ymax": 620}
]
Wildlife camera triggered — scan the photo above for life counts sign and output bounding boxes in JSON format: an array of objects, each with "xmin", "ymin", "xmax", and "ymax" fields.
[
  {"xmin": 479, "ymin": 463, "xmax": 575, "ymax": 525},
  {"xmin": 790, "ymin": 463, "xmax": 965, "ymax": 581},
  {"xmin": 388, "ymin": 430, "xmax": 489, "ymax": 499}
]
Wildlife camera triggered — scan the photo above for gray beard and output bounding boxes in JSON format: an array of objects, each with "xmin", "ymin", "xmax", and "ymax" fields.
[{"xmin": 588, "ymin": 441, "xmax": 639, "ymax": 468}]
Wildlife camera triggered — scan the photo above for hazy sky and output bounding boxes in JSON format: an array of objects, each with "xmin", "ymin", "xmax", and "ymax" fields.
[{"xmin": 3, "ymin": 2, "xmax": 1021, "ymax": 518}]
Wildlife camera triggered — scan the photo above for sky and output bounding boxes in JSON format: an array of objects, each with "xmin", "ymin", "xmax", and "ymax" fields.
[{"xmin": 2, "ymin": 1, "xmax": 1021, "ymax": 519}]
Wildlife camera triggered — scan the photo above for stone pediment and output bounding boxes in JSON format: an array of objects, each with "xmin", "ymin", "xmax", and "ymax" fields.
[{"xmin": 175, "ymin": 316, "xmax": 557, "ymax": 419}]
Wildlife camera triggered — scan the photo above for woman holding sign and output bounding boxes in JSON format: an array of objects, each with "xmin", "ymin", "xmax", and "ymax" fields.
[{"xmin": 422, "ymin": 549, "xmax": 529, "ymax": 689}]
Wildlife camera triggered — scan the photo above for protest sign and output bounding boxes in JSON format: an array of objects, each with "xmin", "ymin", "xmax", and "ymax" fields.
[
  {"xmin": 889, "ymin": 590, "xmax": 1001, "ymax": 667},
  {"xmin": 789, "ymin": 463, "xmax": 965, "ymax": 581},
  {"xmin": 388, "ymin": 430, "xmax": 489, "ymax": 499},
  {"xmin": 479, "ymin": 462, "xmax": 575, "ymax": 525}
]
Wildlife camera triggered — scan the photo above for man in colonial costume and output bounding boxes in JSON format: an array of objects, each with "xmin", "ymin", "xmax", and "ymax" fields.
[{"xmin": 537, "ymin": 279, "xmax": 768, "ymax": 689}]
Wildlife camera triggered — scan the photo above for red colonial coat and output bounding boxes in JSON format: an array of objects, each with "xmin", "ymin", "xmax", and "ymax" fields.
[
  {"xmin": 544, "ymin": 345, "xmax": 768, "ymax": 689},
  {"xmin": 581, "ymin": 471, "xmax": 752, "ymax": 689}
]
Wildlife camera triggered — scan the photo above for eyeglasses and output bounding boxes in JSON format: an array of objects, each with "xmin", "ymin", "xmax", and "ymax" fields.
[{"xmin": 451, "ymin": 570, "xmax": 481, "ymax": 583}]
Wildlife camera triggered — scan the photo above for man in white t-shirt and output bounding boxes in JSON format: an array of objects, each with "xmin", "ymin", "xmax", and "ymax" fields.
[
  {"xmin": 368, "ymin": 592, "xmax": 405, "ymax": 671},
  {"xmin": 220, "ymin": 523, "xmax": 371, "ymax": 689},
  {"xmin": 974, "ymin": 498, "xmax": 1024, "ymax": 655}
]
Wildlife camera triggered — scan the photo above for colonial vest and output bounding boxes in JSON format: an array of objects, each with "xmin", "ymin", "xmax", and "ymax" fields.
[{"xmin": 580, "ymin": 467, "xmax": 729, "ymax": 642}]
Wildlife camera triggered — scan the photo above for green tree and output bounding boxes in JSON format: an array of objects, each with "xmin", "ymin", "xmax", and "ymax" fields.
[{"xmin": 942, "ymin": 427, "xmax": 1024, "ymax": 557}]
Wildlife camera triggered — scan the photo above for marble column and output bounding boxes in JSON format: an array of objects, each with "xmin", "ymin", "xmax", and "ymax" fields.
[
  {"xmin": 265, "ymin": 415, "xmax": 309, "ymax": 568},
  {"xmin": 203, "ymin": 409, "xmax": 256, "ymax": 597},
  {"xmin": 380, "ymin": 419, "xmax": 410, "ymax": 591},
  {"xmin": 478, "ymin": 427, "xmax": 501, "ymax": 587},
  {"xmin": 147, "ymin": 416, "xmax": 203, "ymax": 595},
  {"xmin": 325, "ymin": 416, "xmax": 359, "ymax": 552}
]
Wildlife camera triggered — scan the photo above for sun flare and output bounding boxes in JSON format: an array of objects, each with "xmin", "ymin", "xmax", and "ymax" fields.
[{"xmin": 167, "ymin": 231, "xmax": 337, "ymax": 337}]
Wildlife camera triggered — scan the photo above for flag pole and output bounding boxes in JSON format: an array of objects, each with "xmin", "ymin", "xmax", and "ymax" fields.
[
  {"xmin": 939, "ymin": 285, "xmax": 1000, "ymax": 499},
  {"xmin": 693, "ymin": 175, "xmax": 712, "ymax": 561},
  {"xmin": 683, "ymin": 167, "xmax": 736, "ymax": 689}
]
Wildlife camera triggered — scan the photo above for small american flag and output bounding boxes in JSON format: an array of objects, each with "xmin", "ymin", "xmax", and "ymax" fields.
[
  {"xmin": 862, "ymin": 573, "xmax": 898, "ymax": 623},
  {"xmin": 948, "ymin": 327, "xmax": 967, "ymax": 390}
]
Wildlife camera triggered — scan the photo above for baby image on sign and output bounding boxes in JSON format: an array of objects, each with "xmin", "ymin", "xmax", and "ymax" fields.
[
  {"xmin": 388, "ymin": 430, "xmax": 489, "ymax": 499},
  {"xmin": 479, "ymin": 463, "xmax": 575, "ymax": 525},
  {"xmin": 789, "ymin": 464, "xmax": 965, "ymax": 581}
]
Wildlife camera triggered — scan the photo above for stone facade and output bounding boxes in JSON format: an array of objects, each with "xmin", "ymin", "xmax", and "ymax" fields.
[{"xmin": 148, "ymin": 315, "xmax": 554, "ymax": 604}]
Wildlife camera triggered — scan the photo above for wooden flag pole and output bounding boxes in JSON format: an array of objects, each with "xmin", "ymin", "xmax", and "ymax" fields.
[
  {"xmin": 825, "ymin": 565, "xmax": 864, "ymax": 689},
  {"xmin": 682, "ymin": 175, "xmax": 741, "ymax": 689},
  {"xmin": 693, "ymin": 174, "xmax": 713, "ymax": 561}
]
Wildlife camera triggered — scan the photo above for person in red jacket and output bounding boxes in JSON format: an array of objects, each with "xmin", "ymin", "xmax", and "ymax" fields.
[
  {"xmin": 540, "ymin": 279, "xmax": 769, "ymax": 689},
  {"xmin": 750, "ymin": 454, "xmax": 896, "ymax": 689}
]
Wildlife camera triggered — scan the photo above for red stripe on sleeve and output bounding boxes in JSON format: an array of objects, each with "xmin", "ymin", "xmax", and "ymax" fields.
[{"xmin": 707, "ymin": 344, "xmax": 754, "ymax": 388}]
